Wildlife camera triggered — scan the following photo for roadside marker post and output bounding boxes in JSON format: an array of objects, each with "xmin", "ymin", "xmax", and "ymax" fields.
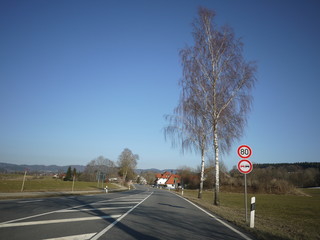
[
  {"xmin": 21, "ymin": 170, "xmax": 27, "ymax": 192},
  {"xmin": 250, "ymin": 197, "xmax": 256, "ymax": 228},
  {"xmin": 72, "ymin": 175, "xmax": 75, "ymax": 192},
  {"xmin": 237, "ymin": 145, "xmax": 253, "ymax": 224}
]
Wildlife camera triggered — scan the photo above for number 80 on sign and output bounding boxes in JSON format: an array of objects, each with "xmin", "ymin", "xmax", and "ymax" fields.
[{"xmin": 237, "ymin": 145, "xmax": 252, "ymax": 158}]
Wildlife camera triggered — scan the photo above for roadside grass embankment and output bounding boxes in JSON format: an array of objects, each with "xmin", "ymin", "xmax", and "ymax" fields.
[
  {"xmin": 178, "ymin": 189, "xmax": 320, "ymax": 240},
  {"xmin": 0, "ymin": 174, "xmax": 122, "ymax": 194}
]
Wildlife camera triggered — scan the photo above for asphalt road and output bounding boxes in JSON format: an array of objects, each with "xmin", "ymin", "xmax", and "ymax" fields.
[{"xmin": 0, "ymin": 185, "xmax": 253, "ymax": 240}]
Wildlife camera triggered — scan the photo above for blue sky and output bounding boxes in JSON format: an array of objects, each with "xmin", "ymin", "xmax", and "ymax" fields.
[{"xmin": 1, "ymin": 0, "xmax": 319, "ymax": 170}]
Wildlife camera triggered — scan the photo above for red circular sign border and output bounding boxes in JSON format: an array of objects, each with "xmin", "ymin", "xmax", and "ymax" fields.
[
  {"xmin": 237, "ymin": 145, "xmax": 252, "ymax": 158},
  {"xmin": 237, "ymin": 159, "xmax": 253, "ymax": 174}
]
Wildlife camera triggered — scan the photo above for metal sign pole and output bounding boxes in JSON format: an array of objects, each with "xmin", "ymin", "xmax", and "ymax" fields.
[
  {"xmin": 237, "ymin": 145, "xmax": 253, "ymax": 225},
  {"xmin": 244, "ymin": 173, "xmax": 248, "ymax": 223}
]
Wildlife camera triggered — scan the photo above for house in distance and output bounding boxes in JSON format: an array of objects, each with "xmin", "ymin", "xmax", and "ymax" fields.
[{"xmin": 154, "ymin": 171, "xmax": 181, "ymax": 189}]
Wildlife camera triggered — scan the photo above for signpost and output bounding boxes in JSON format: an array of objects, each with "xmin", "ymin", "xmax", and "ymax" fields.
[{"xmin": 237, "ymin": 146, "xmax": 253, "ymax": 224}]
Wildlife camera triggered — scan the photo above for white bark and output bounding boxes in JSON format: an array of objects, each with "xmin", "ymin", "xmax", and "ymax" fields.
[
  {"xmin": 214, "ymin": 128, "xmax": 220, "ymax": 205},
  {"xmin": 198, "ymin": 149, "xmax": 205, "ymax": 198}
]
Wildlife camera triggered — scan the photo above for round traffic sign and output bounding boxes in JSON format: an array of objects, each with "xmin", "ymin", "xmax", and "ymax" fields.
[
  {"xmin": 237, "ymin": 145, "xmax": 252, "ymax": 158},
  {"xmin": 237, "ymin": 159, "xmax": 253, "ymax": 174}
]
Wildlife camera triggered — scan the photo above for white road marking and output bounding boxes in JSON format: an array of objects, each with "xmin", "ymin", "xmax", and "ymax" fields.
[
  {"xmin": 56, "ymin": 206, "xmax": 132, "ymax": 212},
  {"xmin": 0, "ymin": 215, "xmax": 121, "ymax": 228},
  {"xmin": 0, "ymin": 190, "xmax": 152, "ymax": 240},
  {"xmin": 175, "ymin": 193, "xmax": 252, "ymax": 240},
  {"xmin": 115, "ymin": 198, "xmax": 146, "ymax": 201},
  {"xmin": 42, "ymin": 232, "xmax": 96, "ymax": 240},
  {"xmin": 0, "ymin": 199, "xmax": 109, "ymax": 225},
  {"xmin": 92, "ymin": 201, "xmax": 140, "ymax": 205},
  {"xmin": 17, "ymin": 200, "xmax": 44, "ymax": 203},
  {"xmin": 90, "ymin": 192, "xmax": 154, "ymax": 240}
]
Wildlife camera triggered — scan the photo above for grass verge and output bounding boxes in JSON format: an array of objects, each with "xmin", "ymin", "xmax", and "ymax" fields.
[
  {"xmin": 0, "ymin": 175, "xmax": 120, "ymax": 192},
  {"xmin": 178, "ymin": 189, "xmax": 320, "ymax": 240}
]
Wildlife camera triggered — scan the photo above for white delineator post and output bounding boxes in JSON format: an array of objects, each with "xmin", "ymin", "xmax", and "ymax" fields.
[
  {"xmin": 21, "ymin": 170, "xmax": 27, "ymax": 192},
  {"xmin": 72, "ymin": 175, "xmax": 75, "ymax": 192},
  {"xmin": 250, "ymin": 197, "xmax": 256, "ymax": 228}
]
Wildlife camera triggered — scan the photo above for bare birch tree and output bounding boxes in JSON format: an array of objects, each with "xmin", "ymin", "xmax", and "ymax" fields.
[
  {"xmin": 178, "ymin": 7, "xmax": 256, "ymax": 205},
  {"xmin": 164, "ymin": 36, "xmax": 210, "ymax": 199},
  {"xmin": 164, "ymin": 87, "xmax": 210, "ymax": 199}
]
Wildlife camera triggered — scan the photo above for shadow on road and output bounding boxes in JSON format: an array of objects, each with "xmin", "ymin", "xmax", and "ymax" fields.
[
  {"xmin": 68, "ymin": 189, "xmax": 159, "ymax": 240},
  {"xmin": 158, "ymin": 202, "xmax": 185, "ymax": 209}
]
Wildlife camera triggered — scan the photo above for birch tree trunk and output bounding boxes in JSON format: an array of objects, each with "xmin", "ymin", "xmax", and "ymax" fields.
[
  {"xmin": 198, "ymin": 148, "xmax": 205, "ymax": 199},
  {"xmin": 214, "ymin": 127, "xmax": 220, "ymax": 205}
]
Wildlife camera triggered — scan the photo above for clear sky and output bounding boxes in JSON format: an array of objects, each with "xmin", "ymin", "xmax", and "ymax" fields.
[{"xmin": 1, "ymin": 0, "xmax": 319, "ymax": 170}]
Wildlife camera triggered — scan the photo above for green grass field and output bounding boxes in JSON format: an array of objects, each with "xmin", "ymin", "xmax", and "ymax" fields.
[
  {"xmin": 180, "ymin": 189, "xmax": 320, "ymax": 240},
  {"xmin": 0, "ymin": 174, "xmax": 118, "ymax": 192}
]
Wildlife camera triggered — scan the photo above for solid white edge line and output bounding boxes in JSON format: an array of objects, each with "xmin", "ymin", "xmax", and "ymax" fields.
[
  {"xmin": 175, "ymin": 193, "xmax": 252, "ymax": 240},
  {"xmin": 90, "ymin": 192, "xmax": 154, "ymax": 240},
  {"xmin": 42, "ymin": 232, "xmax": 97, "ymax": 240}
]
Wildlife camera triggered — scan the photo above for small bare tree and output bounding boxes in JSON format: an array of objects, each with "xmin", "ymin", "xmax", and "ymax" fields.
[
  {"xmin": 118, "ymin": 148, "xmax": 139, "ymax": 183},
  {"xmin": 177, "ymin": 7, "xmax": 256, "ymax": 205},
  {"xmin": 80, "ymin": 156, "xmax": 116, "ymax": 182}
]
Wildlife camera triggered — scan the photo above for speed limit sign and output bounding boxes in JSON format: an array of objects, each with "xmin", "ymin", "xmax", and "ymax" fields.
[{"xmin": 237, "ymin": 145, "xmax": 252, "ymax": 158}]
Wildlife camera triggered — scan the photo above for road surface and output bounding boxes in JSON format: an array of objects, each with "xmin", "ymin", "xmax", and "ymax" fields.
[{"xmin": 0, "ymin": 185, "xmax": 253, "ymax": 239}]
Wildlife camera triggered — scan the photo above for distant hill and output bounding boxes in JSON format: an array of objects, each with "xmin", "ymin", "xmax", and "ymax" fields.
[
  {"xmin": 0, "ymin": 162, "xmax": 85, "ymax": 173},
  {"xmin": 0, "ymin": 162, "xmax": 177, "ymax": 175},
  {"xmin": 135, "ymin": 169, "xmax": 177, "ymax": 174}
]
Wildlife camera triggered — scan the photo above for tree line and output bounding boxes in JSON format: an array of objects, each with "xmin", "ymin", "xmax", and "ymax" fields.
[
  {"xmin": 68, "ymin": 148, "xmax": 139, "ymax": 185},
  {"xmin": 175, "ymin": 162, "xmax": 320, "ymax": 194}
]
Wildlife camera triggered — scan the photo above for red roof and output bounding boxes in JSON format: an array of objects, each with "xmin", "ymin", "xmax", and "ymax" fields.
[
  {"xmin": 155, "ymin": 173, "xmax": 162, "ymax": 178},
  {"xmin": 155, "ymin": 171, "xmax": 171, "ymax": 179},
  {"xmin": 165, "ymin": 174, "xmax": 181, "ymax": 185},
  {"xmin": 155, "ymin": 172, "xmax": 181, "ymax": 186},
  {"xmin": 162, "ymin": 171, "xmax": 171, "ymax": 178}
]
